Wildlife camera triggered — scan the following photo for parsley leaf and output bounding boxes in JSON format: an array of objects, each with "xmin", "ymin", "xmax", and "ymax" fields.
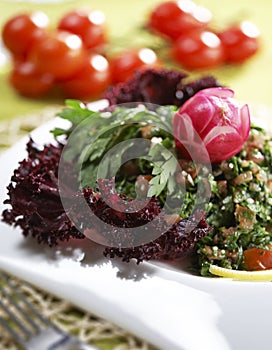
[{"xmin": 52, "ymin": 101, "xmax": 177, "ymax": 190}]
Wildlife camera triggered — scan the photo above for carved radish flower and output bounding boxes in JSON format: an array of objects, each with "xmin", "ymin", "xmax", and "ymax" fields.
[{"xmin": 173, "ymin": 87, "xmax": 250, "ymax": 163}]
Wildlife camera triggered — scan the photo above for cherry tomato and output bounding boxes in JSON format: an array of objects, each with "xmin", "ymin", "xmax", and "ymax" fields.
[
  {"xmin": 243, "ymin": 247, "xmax": 272, "ymax": 271},
  {"xmin": 218, "ymin": 21, "xmax": 260, "ymax": 63},
  {"xmin": 28, "ymin": 31, "xmax": 87, "ymax": 81},
  {"xmin": 57, "ymin": 9, "xmax": 107, "ymax": 50},
  {"xmin": 172, "ymin": 30, "xmax": 225, "ymax": 70},
  {"xmin": 2, "ymin": 12, "xmax": 49, "ymax": 59},
  {"xmin": 9, "ymin": 60, "xmax": 54, "ymax": 97},
  {"xmin": 110, "ymin": 48, "xmax": 161, "ymax": 84},
  {"xmin": 60, "ymin": 53, "xmax": 111, "ymax": 99},
  {"xmin": 148, "ymin": 0, "xmax": 212, "ymax": 40}
]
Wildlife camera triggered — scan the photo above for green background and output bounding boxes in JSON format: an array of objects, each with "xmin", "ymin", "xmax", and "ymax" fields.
[{"xmin": 0, "ymin": 0, "xmax": 272, "ymax": 121}]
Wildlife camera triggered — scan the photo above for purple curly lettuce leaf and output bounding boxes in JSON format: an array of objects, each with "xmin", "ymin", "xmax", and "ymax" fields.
[
  {"xmin": 74, "ymin": 178, "xmax": 168, "ymax": 248},
  {"xmin": 71, "ymin": 179, "xmax": 212, "ymax": 260},
  {"xmin": 103, "ymin": 67, "xmax": 222, "ymax": 107},
  {"xmin": 2, "ymin": 139, "xmax": 84, "ymax": 246},
  {"xmin": 1, "ymin": 143, "xmax": 212, "ymax": 261},
  {"xmin": 104, "ymin": 212, "xmax": 212, "ymax": 264}
]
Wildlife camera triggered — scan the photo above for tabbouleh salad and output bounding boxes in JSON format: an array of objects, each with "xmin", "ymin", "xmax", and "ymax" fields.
[{"xmin": 2, "ymin": 68, "xmax": 272, "ymax": 277}]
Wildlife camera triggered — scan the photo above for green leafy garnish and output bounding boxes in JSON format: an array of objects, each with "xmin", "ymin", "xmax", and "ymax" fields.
[{"xmin": 53, "ymin": 101, "xmax": 178, "ymax": 193}]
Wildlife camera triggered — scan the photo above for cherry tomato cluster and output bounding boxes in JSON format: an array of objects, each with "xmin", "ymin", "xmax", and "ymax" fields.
[
  {"xmin": 2, "ymin": 3, "xmax": 261, "ymax": 99},
  {"xmin": 2, "ymin": 9, "xmax": 109, "ymax": 98},
  {"xmin": 148, "ymin": 0, "xmax": 260, "ymax": 70},
  {"xmin": 2, "ymin": 9, "xmax": 161, "ymax": 99}
]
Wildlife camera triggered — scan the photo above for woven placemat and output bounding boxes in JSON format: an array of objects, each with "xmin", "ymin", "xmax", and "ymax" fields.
[{"xmin": 0, "ymin": 110, "xmax": 156, "ymax": 350}]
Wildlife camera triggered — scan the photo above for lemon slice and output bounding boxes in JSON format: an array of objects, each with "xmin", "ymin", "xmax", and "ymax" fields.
[{"xmin": 209, "ymin": 264, "xmax": 272, "ymax": 281}]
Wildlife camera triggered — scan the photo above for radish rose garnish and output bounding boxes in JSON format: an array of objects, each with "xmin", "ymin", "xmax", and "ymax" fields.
[{"xmin": 173, "ymin": 87, "xmax": 251, "ymax": 163}]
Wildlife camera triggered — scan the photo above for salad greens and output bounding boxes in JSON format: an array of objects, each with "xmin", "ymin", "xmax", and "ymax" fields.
[{"xmin": 52, "ymin": 101, "xmax": 272, "ymax": 275}]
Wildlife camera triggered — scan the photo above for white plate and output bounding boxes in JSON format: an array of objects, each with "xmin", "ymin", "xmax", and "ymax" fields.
[{"xmin": 1, "ymin": 102, "xmax": 272, "ymax": 350}]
